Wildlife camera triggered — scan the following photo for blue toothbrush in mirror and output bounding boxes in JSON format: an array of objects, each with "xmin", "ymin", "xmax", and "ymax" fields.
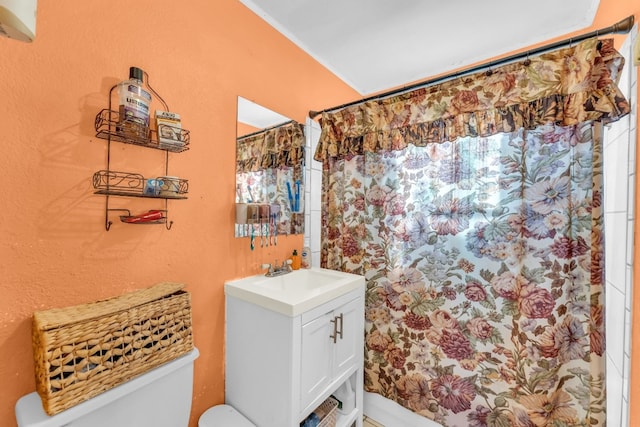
[{"xmin": 286, "ymin": 181, "xmax": 294, "ymax": 212}]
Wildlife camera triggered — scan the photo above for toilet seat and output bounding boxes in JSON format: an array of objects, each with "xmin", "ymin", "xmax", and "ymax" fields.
[{"xmin": 199, "ymin": 405, "xmax": 255, "ymax": 426}]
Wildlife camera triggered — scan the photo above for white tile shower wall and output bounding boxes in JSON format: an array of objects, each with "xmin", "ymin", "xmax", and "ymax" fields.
[
  {"xmin": 602, "ymin": 25, "xmax": 636, "ymax": 427},
  {"xmin": 624, "ymin": 29, "xmax": 637, "ymax": 423},
  {"xmin": 622, "ymin": 26, "xmax": 636, "ymax": 425},
  {"xmin": 305, "ymin": 119, "xmax": 323, "ymax": 267}
]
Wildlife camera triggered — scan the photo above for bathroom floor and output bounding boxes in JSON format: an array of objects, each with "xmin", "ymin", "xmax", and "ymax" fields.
[{"xmin": 363, "ymin": 416, "xmax": 384, "ymax": 427}]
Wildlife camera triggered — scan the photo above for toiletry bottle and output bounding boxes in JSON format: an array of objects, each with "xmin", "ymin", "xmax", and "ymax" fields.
[
  {"xmin": 341, "ymin": 379, "xmax": 355, "ymax": 413},
  {"xmin": 333, "ymin": 383, "xmax": 347, "ymax": 414},
  {"xmin": 333, "ymin": 379, "xmax": 355, "ymax": 415},
  {"xmin": 290, "ymin": 250, "xmax": 301, "ymax": 270},
  {"xmin": 301, "ymin": 246, "xmax": 311, "ymax": 269},
  {"xmin": 117, "ymin": 66, "xmax": 152, "ymax": 140}
]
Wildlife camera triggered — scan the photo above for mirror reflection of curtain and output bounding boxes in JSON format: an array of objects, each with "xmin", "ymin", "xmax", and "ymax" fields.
[
  {"xmin": 314, "ymin": 39, "xmax": 629, "ymax": 426},
  {"xmin": 236, "ymin": 121, "xmax": 305, "ymax": 234}
]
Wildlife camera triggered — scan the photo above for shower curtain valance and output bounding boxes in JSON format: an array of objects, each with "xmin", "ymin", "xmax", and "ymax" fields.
[
  {"xmin": 236, "ymin": 121, "xmax": 305, "ymax": 173},
  {"xmin": 314, "ymin": 38, "xmax": 630, "ymax": 163}
]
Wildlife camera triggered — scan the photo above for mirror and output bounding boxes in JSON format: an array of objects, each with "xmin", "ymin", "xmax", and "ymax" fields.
[{"xmin": 235, "ymin": 96, "xmax": 305, "ymax": 239}]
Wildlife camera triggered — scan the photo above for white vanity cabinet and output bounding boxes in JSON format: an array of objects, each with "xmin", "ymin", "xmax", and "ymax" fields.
[{"xmin": 225, "ymin": 280, "xmax": 364, "ymax": 427}]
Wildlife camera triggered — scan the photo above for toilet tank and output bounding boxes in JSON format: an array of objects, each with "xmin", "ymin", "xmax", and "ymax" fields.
[{"xmin": 16, "ymin": 348, "xmax": 199, "ymax": 427}]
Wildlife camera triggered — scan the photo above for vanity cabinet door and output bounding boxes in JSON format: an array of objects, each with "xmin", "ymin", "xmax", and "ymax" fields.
[
  {"xmin": 299, "ymin": 295, "xmax": 363, "ymax": 414},
  {"xmin": 333, "ymin": 297, "xmax": 362, "ymax": 380},
  {"xmin": 300, "ymin": 310, "xmax": 334, "ymax": 411}
]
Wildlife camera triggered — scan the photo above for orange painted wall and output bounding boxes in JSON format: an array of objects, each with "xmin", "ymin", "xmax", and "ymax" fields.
[
  {"xmin": 1, "ymin": 1, "xmax": 639, "ymax": 427},
  {"xmin": 0, "ymin": 1, "xmax": 358, "ymax": 425}
]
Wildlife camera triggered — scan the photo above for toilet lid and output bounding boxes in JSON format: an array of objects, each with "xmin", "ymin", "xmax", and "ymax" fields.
[{"xmin": 199, "ymin": 405, "xmax": 255, "ymax": 427}]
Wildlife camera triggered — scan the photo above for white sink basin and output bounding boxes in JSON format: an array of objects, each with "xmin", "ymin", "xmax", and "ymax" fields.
[{"xmin": 224, "ymin": 267, "xmax": 364, "ymax": 316}]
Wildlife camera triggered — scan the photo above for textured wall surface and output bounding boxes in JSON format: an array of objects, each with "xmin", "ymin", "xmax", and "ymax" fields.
[{"xmin": 0, "ymin": 1, "xmax": 358, "ymax": 425}]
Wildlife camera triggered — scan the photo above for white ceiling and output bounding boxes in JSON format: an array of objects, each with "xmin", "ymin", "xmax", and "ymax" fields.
[{"xmin": 239, "ymin": 0, "xmax": 600, "ymax": 95}]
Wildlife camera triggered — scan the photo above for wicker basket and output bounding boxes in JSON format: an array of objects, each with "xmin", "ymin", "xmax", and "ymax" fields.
[
  {"xmin": 317, "ymin": 396, "xmax": 339, "ymax": 427},
  {"xmin": 31, "ymin": 282, "xmax": 193, "ymax": 416}
]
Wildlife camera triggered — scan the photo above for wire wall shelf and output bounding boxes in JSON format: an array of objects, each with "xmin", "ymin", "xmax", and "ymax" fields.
[
  {"xmin": 94, "ymin": 109, "xmax": 190, "ymax": 153},
  {"xmin": 92, "ymin": 170, "xmax": 189, "ymax": 199},
  {"xmin": 93, "ymin": 73, "xmax": 190, "ymax": 231}
]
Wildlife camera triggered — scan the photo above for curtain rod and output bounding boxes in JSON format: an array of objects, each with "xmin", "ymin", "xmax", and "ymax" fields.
[
  {"xmin": 309, "ymin": 15, "xmax": 634, "ymax": 120},
  {"xmin": 237, "ymin": 119, "xmax": 296, "ymax": 141}
]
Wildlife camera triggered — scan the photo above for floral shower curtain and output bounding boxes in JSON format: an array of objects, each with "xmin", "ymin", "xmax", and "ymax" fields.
[{"xmin": 314, "ymin": 39, "xmax": 629, "ymax": 426}]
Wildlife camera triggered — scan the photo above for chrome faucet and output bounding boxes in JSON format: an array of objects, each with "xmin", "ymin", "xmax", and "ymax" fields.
[{"xmin": 261, "ymin": 259, "xmax": 293, "ymax": 277}]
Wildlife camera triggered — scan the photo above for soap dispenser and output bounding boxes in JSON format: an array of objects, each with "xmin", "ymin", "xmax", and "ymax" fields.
[{"xmin": 290, "ymin": 250, "xmax": 301, "ymax": 270}]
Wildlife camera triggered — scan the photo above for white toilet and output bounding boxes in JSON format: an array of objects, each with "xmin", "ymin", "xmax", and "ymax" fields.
[{"xmin": 15, "ymin": 347, "xmax": 255, "ymax": 427}]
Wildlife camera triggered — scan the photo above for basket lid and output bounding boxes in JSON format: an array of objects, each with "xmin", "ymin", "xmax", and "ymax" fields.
[{"xmin": 33, "ymin": 282, "xmax": 186, "ymax": 330}]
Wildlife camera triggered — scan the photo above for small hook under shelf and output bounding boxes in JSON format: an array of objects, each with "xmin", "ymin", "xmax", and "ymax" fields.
[
  {"xmin": 105, "ymin": 208, "xmax": 132, "ymax": 231},
  {"xmin": 164, "ymin": 199, "xmax": 173, "ymax": 230}
]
